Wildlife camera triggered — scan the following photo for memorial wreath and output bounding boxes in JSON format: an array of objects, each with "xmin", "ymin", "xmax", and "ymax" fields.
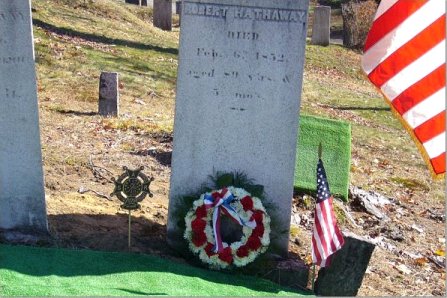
[{"xmin": 184, "ymin": 186, "xmax": 270, "ymax": 269}]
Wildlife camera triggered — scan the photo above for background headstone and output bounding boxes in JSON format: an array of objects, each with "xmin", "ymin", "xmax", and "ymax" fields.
[
  {"xmin": 153, "ymin": 0, "xmax": 172, "ymax": 31},
  {"xmin": 125, "ymin": 0, "xmax": 148, "ymax": 6},
  {"xmin": 175, "ymin": 0, "xmax": 182, "ymax": 25},
  {"xmin": 311, "ymin": 6, "xmax": 331, "ymax": 46},
  {"xmin": 167, "ymin": 0, "xmax": 310, "ymax": 257},
  {"xmin": 175, "ymin": 0, "xmax": 181, "ymax": 15},
  {"xmin": 0, "ymin": 0, "xmax": 47, "ymax": 232},
  {"xmin": 314, "ymin": 231, "xmax": 376, "ymax": 296},
  {"xmin": 98, "ymin": 72, "xmax": 119, "ymax": 117}
]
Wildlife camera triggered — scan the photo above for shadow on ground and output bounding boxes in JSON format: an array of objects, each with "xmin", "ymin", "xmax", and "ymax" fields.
[
  {"xmin": 33, "ymin": 18, "xmax": 178, "ymax": 55},
  {"xmin": 130, "ymin": 149, "xmax": 172, "ymax": 167},
  {"xmin": 47, "ymin": 213, "xmax": 171, "ymax": 255},
  {"xmin": 55, "ymin": 109, "xmax": 98, "ymax": 116}
]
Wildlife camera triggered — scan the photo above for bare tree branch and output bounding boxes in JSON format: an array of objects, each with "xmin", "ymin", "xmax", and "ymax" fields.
[{"xmin": 88, "ymin": 155, "xmax": 115, "ymax": 183}]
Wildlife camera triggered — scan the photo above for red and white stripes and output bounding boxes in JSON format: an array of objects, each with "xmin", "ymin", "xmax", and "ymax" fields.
[
  {"xmin": 311, "ymin": 197, "xmax": 344, "ymax": 267},
  {"xmin": 362, "ymin": 0, "xmax": 446, "ymax": 177}
]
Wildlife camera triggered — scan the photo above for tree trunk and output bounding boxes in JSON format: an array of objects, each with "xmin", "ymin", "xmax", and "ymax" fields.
[{"xmin": 341, "ymin": 0, "xmax": 378, "ymax": 49}]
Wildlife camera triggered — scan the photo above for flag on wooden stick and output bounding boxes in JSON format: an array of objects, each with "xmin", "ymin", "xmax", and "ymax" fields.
[
  {"xmin": 361, "ymin": 0, "xmax": 446, "ymax": 178},
  {"xmin": 311, "ymin": 159, "xmax": 344, "ymax": 268}
]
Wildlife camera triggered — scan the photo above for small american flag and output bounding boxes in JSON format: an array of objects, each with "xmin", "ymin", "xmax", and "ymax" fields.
[
  {"xmin": 362, "ymin": 0, "xmax": 445, "ymax": 177},
  {"xmin": 311, "ymin": 159, "xmax": 344, "ymax": 268}
]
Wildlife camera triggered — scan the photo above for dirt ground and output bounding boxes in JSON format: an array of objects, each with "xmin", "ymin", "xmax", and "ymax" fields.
[{"xmin": 34, "ymin": 99, "xmax": 446, "ymax": 296}]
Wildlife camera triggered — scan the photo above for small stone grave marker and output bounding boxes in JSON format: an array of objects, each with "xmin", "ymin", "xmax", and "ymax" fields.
[
  {"xmin": 311, "ymin": 6, "xmax": 331, "ymax": 46},
  {"xmin": 167, "ymin": 0, "xmax": 310, "ymax": 257},
  {"xmin": 315, "ymin": 231, "xmax": 376, "ymax": 296},
  {"xmin": 175, "ymin": 1, "xmax": 181, "ymax": 14},
  {"xmin": 125, "ymin": 0, "xmax": 148, "ymax": 6},
  {"xmin": 176, "ymin": 0, "xmax": 182, "ymax": 25},
  {"xmin": 153, "ymin": 0, "xmax": 172, "ymax": 31},
  {"xmin": 0, "ymin": 0, "xmax": 47, "ymax": 232},
  {"xmin": 98, "ymin": 72, "xmax": 119, "ymax": 117}
]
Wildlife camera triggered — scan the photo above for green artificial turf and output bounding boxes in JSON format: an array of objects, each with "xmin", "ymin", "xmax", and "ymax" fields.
[
  {"xmin": 0, "ymin": 244, "xmax": 310, "ymax": 296},
  {"xmin": 295, "ymin": 115, "xmax": 351, "ymax": 201}
]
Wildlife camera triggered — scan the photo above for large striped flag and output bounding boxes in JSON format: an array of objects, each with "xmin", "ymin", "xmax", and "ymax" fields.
[
  {"xmin": 361, "ymin": 0, "xmax": 446, "ymax": 178},
  {"xmin": 311, "ymin": 159, "xmax": 344, "ymax": 268}
]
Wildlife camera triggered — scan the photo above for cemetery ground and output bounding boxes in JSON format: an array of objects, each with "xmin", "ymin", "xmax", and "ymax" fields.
[{"xmin": 1, "ymin": 0, "xmax": 444, "ymax": 296}]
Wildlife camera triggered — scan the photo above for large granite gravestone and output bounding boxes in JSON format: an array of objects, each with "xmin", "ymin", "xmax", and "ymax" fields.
[
  {"xmin": 153, "ymin": 0, "xmax": 172, "ymax": 31},
  {"xmin": 98, "ymin": 72, "xmax": 119, "ymax": 117},
  {"xmin": 0, "ymin": 0, "xmax": 47, "ymax": 232},
  {"xmin": 311, "ymin": 6, "xmax": 331, "ymax": 46},
  {"xmin": 167, "ymin": 0, "xmax": 310, "ymax": 256}
]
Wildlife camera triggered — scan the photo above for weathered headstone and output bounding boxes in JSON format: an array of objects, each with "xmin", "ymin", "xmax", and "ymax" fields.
[
  {"xmin": 175, "ymin": 0, "xmax": 182, "ymax": 25},
  {"xmin": 311, "ymin": 6, "xmax": 331, "ymax": 46},
  {"xmin": 314, "ymin": 231, "xmax": 376, "ymax": 296},
  {"xmin": 125, "ymin": 0, "xmax": 148, "ymax": 6},
  {"xmin": 167, "ymin": 0, "xmax": 310, "ymax": 257},
  {"xmin": 153, "ymin": 0, "xmax": 172, "ymax": 31},
  {"xmin": 98, "ymin": 72, "xmax": 119, "ymax": 117},
  {"xmin": 0, "ymin": 0, "xmax": 47, "ymax": 232},
  {"xmin": 175, "ymin": 0, "xmax": 181, "ymax": 15}
]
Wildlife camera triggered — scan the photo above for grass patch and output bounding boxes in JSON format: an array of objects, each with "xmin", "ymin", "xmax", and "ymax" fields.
[
  {"xmin": 102, "ymin": 118, "xmax": 172, "ymax": 134},
  {"xmin": 390, "ymin": 177, "xmax": 430, "ymax": 192},
  {"xmin": 0, "ymin": 244, "xmax": 310, "ymax": 296},
  {"xmin": 33, "ymin": 0, "xmax": 178, "ymax": 133}
]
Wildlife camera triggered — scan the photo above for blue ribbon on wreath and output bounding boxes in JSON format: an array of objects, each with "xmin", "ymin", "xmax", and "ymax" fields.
[{"xmin": 204, "ymin": 188, "xmax": 256, "ymax": 253}]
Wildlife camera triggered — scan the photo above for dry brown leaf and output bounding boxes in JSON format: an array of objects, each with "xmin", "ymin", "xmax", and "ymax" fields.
[
  {"xmin": 414, "ymin": 257, "xmax": 429, "ymax": 266},
  {"xmin": 304, "ymin": 255, "xmax": 313, "ymax": 266}
]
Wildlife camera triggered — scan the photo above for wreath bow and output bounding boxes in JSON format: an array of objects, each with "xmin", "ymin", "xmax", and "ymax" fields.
[{"xmin": 204, "ymin": 188, "xmax": 256, "ymax": 253}]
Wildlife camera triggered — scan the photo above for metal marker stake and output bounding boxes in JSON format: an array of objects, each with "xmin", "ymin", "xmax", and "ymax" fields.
[
  {"xmin": 318, "ymin": 142, "xmax": 323, "ymax": 159},
  {"xmin": 110, "ymin": 166, "xmax": 154, "ymax": 250},
  {"xmin": 128, "ymin": 209, "xmax": 132, "ymax": 249}
]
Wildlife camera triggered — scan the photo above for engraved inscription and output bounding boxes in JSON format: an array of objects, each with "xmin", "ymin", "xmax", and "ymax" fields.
[
  {"xmin": 183, "ymin": 2, "xmax": 306, "ymax": 23},
  {"xmin": 234, "ymin": 8, "xmax": 305, "ymax": 22},
  {"xmin": 3, "ymin": 88, "xmax": 21, "ymax": 99},
  {"xmin": 211, "ymin": 88, "xmax": 262, "ymax": 100},
  {"xmin": 0, "ymin": 56, "xmax": 27, "ymax": 65},
  {"xmin": 188, "ymin": 68, "xmax": 215, "ymax": 78},
  {"xmin": 224, "ymin": 71, "xmax": 238, "ymax": 79},
  {"xmin": 197, "ymin": 48, "xmax": 222, "ymax": 59},
  {"xmin": 197, "ymin": 47, "xmax": 288, "ymax": 64},
  {"xmin": 182, "ymin": 2, "xmax": 306, "ymax": 106},
  {"xmin": 0, "ymin": 11, "xmax": 26, "ymax": 22},
  {"xmin": 248, "ymin": 73, "xmax": 272, "ymax": 82},
  {"xmin": 227, "ymin": 31, "xmax": 259, "ymax": 40},
  {"xmin": 186, "ymin": 67, "xmax": 290, "ymax": 85},
  {"xmin": 235, "ymin": 92, "xmax": 260, "ymax": 100},
  {"xmin": 184, "ymin": 3, "xmax": 228, "ymax": 18},
  {"xmin": 255, "ymin": 52, "xmax": 286, "ymax": 63}
]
